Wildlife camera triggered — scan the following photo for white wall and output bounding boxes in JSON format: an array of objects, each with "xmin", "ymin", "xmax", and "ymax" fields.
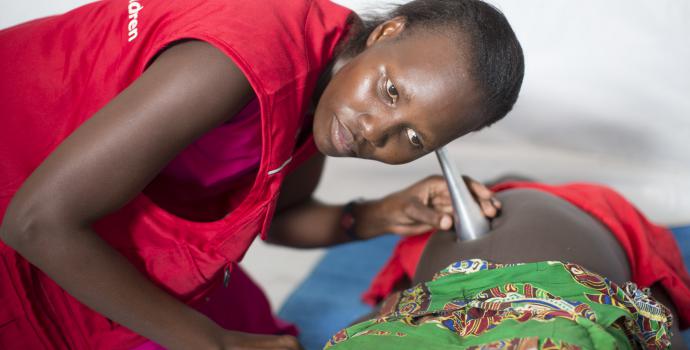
[{"xmin": 3, "ymin": 1, "xmax": 689, "ymax": 224}]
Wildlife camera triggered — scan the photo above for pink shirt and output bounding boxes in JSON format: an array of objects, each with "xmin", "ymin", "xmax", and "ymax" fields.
[
  {"xmin": 160, "ymin": 98, "xmax": 262, "ymax": 190},
  {"xmin": 141, "ymin": 97, "xmax": 264, "ymax": 222}
]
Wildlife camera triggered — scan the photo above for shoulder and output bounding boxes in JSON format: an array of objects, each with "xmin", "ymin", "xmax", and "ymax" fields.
[
  {"xmin": 136, "ymin": 0, "xmax": 351, "ymax": 95},
  {"xmin": 145, "ymin": 0, "xmax": 317, "ymax": 26}
]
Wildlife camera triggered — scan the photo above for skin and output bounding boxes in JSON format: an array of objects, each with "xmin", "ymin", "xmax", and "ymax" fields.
[
  {"xmin": 0, "ymin": 15, "xmax": 499, "ymax": 350},
  {"xmin": 313, "ymin": 17, "xmax": 484, "ymax": 164},
  {"xmin": 269, "ymin": 19, "xmax": 494, "ymax": 248},
  {"xmin": 354, "ymin": 189, "xmax": 685, "ymax": 349},
  {"xmin": 412, "ymin": 189, "xmax": 686, "ymax": 349}
]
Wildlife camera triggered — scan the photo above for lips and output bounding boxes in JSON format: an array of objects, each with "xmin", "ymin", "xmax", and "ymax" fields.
[{"xmin": 331, "ymin": 114, "xmax": 356, "ymax": 156}]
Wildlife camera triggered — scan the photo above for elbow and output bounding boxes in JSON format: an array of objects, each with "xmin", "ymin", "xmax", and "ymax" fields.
[
  {"xmin": 263, "ymin": 228, "xmax": 284, "ymax": 246},
  {"xmin": 265, "ymin": 226, "xmax": 299, "ymax": 247},
  {"xmin": 0, "ymin": 199, "xmax": 61, "ymax": 253}
]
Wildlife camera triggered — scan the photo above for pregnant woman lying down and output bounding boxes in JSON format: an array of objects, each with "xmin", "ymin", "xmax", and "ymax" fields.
[{"xmin": 326, "ymin": 183, "xmax": 690, "ymax": 350}]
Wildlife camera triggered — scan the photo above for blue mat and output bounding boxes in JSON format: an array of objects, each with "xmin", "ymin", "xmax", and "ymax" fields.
[{"xmin": 279, "ymin": 226, "xmax": 690, "ymax": 350}]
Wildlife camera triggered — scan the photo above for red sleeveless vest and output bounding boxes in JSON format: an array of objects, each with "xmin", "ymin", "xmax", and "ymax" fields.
[{"xmin": 0, "ymin": 0, "xmax": 352, "ymax": 348}]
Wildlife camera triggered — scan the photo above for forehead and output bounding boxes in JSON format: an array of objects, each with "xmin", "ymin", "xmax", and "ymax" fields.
[{"xmin": 377, "ymin": 30, "xmax": 483, "ymax": 145}]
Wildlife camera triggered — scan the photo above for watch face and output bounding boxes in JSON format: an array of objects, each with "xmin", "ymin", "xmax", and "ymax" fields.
[
  {"xmin": 340, "ymin": 212, "xmax": 355, "ymax": 230},
  {"xmin": 341, "ymin": 201, "xmax": 360, "ymax": 240}
]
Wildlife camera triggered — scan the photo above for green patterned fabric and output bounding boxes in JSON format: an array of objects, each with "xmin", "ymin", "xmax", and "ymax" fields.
[{"xmin": 324, "ymin": 260, "xmax": 673, "ymax": 350}]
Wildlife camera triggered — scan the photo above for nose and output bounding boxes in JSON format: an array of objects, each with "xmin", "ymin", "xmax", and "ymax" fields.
[{"xmin": 357, "ymin": 112, "xmax": 394, "ymax": 149}]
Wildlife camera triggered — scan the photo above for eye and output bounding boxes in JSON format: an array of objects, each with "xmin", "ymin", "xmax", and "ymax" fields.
[
  {"xmin": 385, "ymin": 78, "xmax": 399, "ymax": 104},
  {"xmin": 406, "ymin": 128, "xmax": 422, "ymax": 148}
]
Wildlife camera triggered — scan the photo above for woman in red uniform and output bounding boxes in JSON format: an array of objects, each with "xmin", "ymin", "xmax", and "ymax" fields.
[{"xmin": 0, "ymin": 0, "xmax": 523, "ymax": 349}]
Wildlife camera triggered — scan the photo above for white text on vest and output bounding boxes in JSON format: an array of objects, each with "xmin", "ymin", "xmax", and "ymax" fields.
[{"xmin": 127, "ymin": 0, "xmax": 143, "ymax": 42}]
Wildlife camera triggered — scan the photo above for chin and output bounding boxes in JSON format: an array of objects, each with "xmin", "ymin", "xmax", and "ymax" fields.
[
  {"xmin": 312, "ymin": 122, "xmax": 333, "ymax": 156},
  {"xmin": 315, "ymin": 139, "xmax": 342, "ymax": 158},
  {"xmin": 313, "ymin": 136, "xmax": 329, "ymax": 156}
]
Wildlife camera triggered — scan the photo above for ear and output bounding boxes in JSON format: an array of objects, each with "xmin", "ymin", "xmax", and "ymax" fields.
[{"xmin": 366, "ymin": 16, "xmax": 407, "ymax": 48}]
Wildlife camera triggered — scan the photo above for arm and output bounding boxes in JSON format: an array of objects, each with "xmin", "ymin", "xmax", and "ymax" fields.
[
  {"xmin": 0, "ymin": 41, "xmax": 296, "ymax": 350},
  {"xmin": 268, "ymin": 153, "xmax": 385, "ymax": 247},
  {"xmin": 267, "ymin": 157, "xmax": 500, "ymax": 248},
  {"xmin": 266, "ymin": 153, "xmax": 359, "ymax": 247}
]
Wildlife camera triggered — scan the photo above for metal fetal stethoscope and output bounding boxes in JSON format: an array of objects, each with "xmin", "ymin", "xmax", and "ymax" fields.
[{"xmin": 435, "ymin": 147, "xmax": 490, "ymax": 241}]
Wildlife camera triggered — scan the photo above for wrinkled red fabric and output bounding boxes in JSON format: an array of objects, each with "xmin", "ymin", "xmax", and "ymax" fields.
[
  {"xmin": 132, "ymin": 266, "xmax": 298, "ymax": 350},
  {"xmin": 0, "ymin": 0, "xmax": 351, "ymax": 348},
  {"xmin": 362, "ymin": 182, "xmax": 690, "ymax": 329}
]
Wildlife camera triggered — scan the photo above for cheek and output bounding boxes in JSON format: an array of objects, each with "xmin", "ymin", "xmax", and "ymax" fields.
[
  {"xmin": 374, "ymin": 140, "xmax": 424, "ymax": 165},
  {"xmin": 312, "ymin": 110, "xmax": 336, "ymax": 156},
  {"xmin": 330, "ymin": 61, "xmax": 380, "ymax": 112},
  {"xmin": 312, "ymin": 76, "xmax": 353, "ymax": 155}
]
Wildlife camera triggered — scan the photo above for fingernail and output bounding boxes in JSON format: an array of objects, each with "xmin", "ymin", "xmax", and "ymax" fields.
[{"xmin": 440, "ymin": 215, "xmax": 452, "ymax": 229}]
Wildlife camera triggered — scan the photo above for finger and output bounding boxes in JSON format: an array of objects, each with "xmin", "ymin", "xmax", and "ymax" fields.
[
  {"xmin": 272, "ymin": 335, "xmax": 302, "ymax": 350},
  {"xmin": 430, "ymin": 196, "xmax": 453, "ymax": 217},
  {"xmin": 421, "ymin": 175, "xmax": 451, "ymax": 202},
  {"xmin": 403, "ymin": 200, "xmax": 453, "ymax": 230},
  {"xmin": 439, "ymin": 204, "xmax": 454, "ymax": 215},
  {"xmin": 461, "ymin": 175, "xmax": 501, "ymax": 217},
  {"xmin": 420, "ymin": 174, "xmax": 446, "ymax": 188},
  {"xmin": 463, "ymin": 175, "xmax": 494, "ymax": 201},
  {"xmin": 424, "ymin": 178, "xmax": 453, "ymax": 211},
  {"xmin": 240, "ymin": 334, "xmax": 301, "ymax": 350},
  {"xmin": 391, "ymin": 223, "xmax": 436, "ymax": 236},
  {"xmin": 430, "ymin": 194, "xmax": 452, "ymax": 208},
  {"xmin": 430, "ymin": 197, "xmax": 454, "ymax": 216},
  {"xmin": 480, "ymin": 198, "xmax": 498, "ymax": 218},
  {"xmin": 411, "ymin": 175, "xmax": 441, "ymax": 194},
  {"xmin": 491, "ymin": 196, "xmax": 502, "ymax": 209},
  {"xmin": 265, "ymin": 336, "xmax": 302, "ymax": 350}
]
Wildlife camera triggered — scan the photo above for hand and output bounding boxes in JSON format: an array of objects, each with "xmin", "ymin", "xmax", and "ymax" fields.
[
  {"xmin": 217, "ymin": 331, "xmax": 302, "ymax": 350},
  {"xmin": 462, "ymin": 175, "xmax": 502, "ymax": 218},
  {"xmin": 361, "ymin": 175, "xmax": 501, "ymax": 237}
]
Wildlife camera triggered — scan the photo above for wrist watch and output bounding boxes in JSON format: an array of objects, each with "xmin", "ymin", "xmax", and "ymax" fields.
[{"xmin": 341, "ymin": 199, "xmax": 363, "ymax": 240}]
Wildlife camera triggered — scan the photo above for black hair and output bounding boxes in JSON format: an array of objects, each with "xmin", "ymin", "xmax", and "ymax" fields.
[{"xmin": 341, "ymin": 0, "xmax": 524, "ymax": 130}]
